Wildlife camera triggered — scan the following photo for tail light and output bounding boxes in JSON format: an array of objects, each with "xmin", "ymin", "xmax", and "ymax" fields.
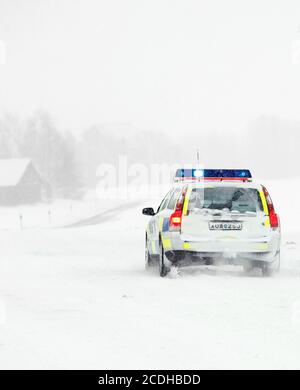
[
  {"xmin": 169, "ymin": 186, "xmax": 187, "ymax": 231},
  {"xmin": 169, "ymin": 210, "xmax": 182, "ymax": 229},
  {"xmin": 262, "ymin": 186, "xmax": 280, "ymax": 229}
]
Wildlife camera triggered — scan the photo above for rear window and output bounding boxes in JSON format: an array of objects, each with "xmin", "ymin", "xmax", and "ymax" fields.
[{"xmin": 188, "ymin": 187, "xmax": 263, "ymax": 214}]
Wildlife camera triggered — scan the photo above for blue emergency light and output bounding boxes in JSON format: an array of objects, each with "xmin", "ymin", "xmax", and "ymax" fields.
[{"xmin": 174, "ymin": 169, "xmax": 252, "ymax": 181}]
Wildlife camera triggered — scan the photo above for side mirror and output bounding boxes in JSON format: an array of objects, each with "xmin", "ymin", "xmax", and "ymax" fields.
[{"xmin": 142, "ymin": 207, "xmax": 155, "ymax": 216}]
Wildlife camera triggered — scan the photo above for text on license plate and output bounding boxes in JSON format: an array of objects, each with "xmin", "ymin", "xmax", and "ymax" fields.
[{"xmin": 209, "ymin": 222, "xmax": 242, "ymax": 230}]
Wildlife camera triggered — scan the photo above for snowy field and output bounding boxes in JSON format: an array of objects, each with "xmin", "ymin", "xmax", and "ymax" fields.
[{"xmin": 0, "ymin": 180, "xmax": 300, "ymax": 369}]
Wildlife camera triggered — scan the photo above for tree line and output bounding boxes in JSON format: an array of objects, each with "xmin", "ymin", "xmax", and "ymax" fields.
[
  {"xmin": 0, "ymin": 111, "xmax": 298, "ymax": 199},
  {"xmin": 0, "ymin": 111, "xmax": 181, "ymax": 198}
]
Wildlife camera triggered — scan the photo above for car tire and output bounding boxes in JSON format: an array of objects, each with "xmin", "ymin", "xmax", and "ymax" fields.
[
  {"xmin": 145, "ymin": 236, "xmax": 154, "ymax": 270},
  {"xmin": 243, "ymin": 263, "xmax": 253, "ymax": 274},
  {"xmin": 261, "ymin": 251, "xmax": 280, "ymax": 277},
  {"xmin": 159, "ymin": 240, "xmax": 168, "ymax": 277}
]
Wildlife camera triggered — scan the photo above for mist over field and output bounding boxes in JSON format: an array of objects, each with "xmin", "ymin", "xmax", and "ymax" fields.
[
  {"xmin": 1, "ymin": 0, "xmax": 300, "ymax": 188},
  {"xmin": 1, "ymin": 112, "xmax": 299, "ymax": 195}
]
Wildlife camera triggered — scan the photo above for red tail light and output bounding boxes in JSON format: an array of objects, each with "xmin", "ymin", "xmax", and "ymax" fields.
[
  {"xmin": 262, "ymin": 186, "xmax": 280, "ymax": 229},
  {"xmin": 269, "ymin": 211, "xmax": 279, "ymax": 228},
  {"xmin": 169, "ymin": 186, "xmax": 187, "ymax": 231},
  {"xmin": 170, "ymin": 210, "xmax": 182, "ymax": 228}
]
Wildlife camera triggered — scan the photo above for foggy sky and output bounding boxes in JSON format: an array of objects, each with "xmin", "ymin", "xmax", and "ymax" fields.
[{"xmin": 0, "ymin": 0, "xmax": 300, "ymax": 136}]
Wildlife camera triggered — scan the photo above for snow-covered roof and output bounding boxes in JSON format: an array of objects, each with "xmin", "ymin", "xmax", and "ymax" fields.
[{"xmin": 0, "ymin": 158, "xmax": 31, "ymax": 187}]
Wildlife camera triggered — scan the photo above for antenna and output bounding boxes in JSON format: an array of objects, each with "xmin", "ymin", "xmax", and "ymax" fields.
[{"xmin": 196, "ymin": 148, "xmax": 200, "ymax": 167}]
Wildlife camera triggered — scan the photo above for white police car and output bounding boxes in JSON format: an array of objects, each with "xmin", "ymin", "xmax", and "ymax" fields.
[{"xmin": 143, "ymin": 169, "xmax": 281, "ymax": 277}]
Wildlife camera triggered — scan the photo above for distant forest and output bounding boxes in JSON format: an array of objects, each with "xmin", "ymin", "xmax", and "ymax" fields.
[
  {"xmin": 0, "ymin": 111, "xmax": 298, "ymax": 198},
  {"xmin": 0, "ymin": 111, "xmax": 180, "ymax": 197}
]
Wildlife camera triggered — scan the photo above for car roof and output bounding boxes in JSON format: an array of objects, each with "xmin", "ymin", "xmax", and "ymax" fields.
[{"xmin": 172, "ymin": 180, "xmax": 262, "ymax": 191}]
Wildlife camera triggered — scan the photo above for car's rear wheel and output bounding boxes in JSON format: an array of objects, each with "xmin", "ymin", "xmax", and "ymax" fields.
[
  {"xmin": 159, "ymin": 240, "xmax": 168, "ymax": 277},
  {"xmin": 261, "ymin": 251, "xmax": 280, "ymax": 276}
]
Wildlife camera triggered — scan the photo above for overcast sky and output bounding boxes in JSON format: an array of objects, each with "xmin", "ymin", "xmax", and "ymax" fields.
[{"xmin": 0, "ymin": 0, "xmax": 300, "ymax": 135}]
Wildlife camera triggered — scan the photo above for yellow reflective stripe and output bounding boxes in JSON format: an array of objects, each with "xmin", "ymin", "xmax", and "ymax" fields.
[
  {"xmin": 260, "ymin": 190, "xmax": 269, "ymax": 215},
  {"xmin": 158, "ymin": 217, "xmax": 164, "ymax": 232},
  {"xmin": 151, "ymin": 241, "xmax": 156, "ymax": 253},
  {"xmin": 183, "ymin": 187, "xmax": 192, "ymax": 216},
  {"xmin": 162, "ymin": 237, "xmax": 172, "ymax": 249},
  {"xmin": 183, "ymin": 242, "xmax": 190, "ymax": 250},
  {"xmin": 259, "ymin": 190, "xmax": 270, "ymax": 227},
  {"xmin": 258, "ymin": 243, "xmax": 268, "ymax": 250}
]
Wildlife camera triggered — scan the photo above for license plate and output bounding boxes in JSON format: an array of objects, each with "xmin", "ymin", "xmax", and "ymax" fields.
[{"xmin": 209, "ymin": 221, "xmax": 242, "ymax": 231}]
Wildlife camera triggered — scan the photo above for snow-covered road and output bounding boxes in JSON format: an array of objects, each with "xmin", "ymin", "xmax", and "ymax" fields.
[{"xmin": 0, "ymin": 198, "xmax": 300, "ymax": 369}]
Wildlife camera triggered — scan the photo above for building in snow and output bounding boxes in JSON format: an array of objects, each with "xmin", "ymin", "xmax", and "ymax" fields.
[{"xmin": 0, "ymin": 158, "xmax": 50, "ymax": 205}]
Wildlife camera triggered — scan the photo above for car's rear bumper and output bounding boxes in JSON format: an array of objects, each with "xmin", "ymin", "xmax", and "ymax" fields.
[
  {"xmin": 166, "ymin": 250, "xmax": 279, "ymax": 265},
  {"xmin": 162, "ymin": 231, "xmax": 280, "ymax": 263}
]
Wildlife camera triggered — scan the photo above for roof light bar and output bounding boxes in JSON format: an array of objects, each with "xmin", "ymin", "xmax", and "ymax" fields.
[{"xmin": 174, "ymin": 169, "xmax": 252, "ymax": 182}]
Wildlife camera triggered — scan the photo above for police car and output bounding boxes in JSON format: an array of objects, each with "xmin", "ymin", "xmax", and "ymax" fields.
[{"xmin": 143, "ymin": 169, "xmax": 281, "ymax": 277}]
